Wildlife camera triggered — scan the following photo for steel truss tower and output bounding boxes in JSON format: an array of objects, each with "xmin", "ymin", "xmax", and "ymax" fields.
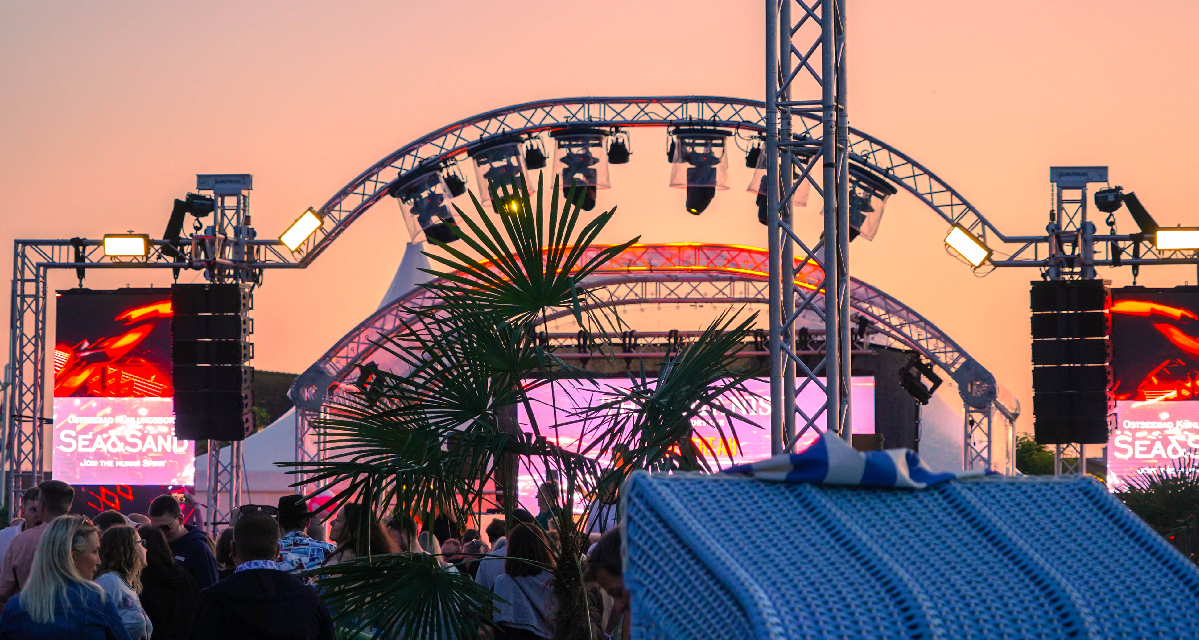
[{"xmin": 767, "ymin": 0, "xmax": 851, "ymax": 452}]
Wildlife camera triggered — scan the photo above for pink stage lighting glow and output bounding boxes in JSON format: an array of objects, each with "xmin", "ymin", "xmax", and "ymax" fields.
[{"xmin": 514, "ymin": 377, "xmax": 874, "ymax": 515}]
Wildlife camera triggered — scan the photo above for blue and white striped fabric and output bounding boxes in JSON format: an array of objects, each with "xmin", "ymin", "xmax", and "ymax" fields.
[{"xmin": 723, "ymin": 432, "xmax": 991, "ymax": 488}]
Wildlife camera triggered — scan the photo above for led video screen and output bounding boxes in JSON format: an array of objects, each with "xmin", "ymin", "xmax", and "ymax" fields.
[
  {"xmin": 514, "ymin": 377, "xmax": 875, "ymax": 515},
  {"xmin": 53, "ymin": 289, "xmax": 193, "ymax": 486},
  {"xmin": 1109, "ymin": 287, "xmax": 1199, "ymax": 489},
  {"xmin": 72, "ymin": 484, "xmax": 198, "ymax": 525}
]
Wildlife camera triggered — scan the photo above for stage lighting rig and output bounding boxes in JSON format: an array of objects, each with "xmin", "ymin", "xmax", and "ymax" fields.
[
  {"xmin": 442, "ymin": 163, "xmax": 469, "ymax": 198},
  {"xmin": 102, "ymin": 233, "xmax": 150, "ymax": 258},
  {"xmin": 944, "ymin": 224, "xmax": 992, "ymax": 268},
  {"xmin": 280, "ymin": 207, "xmax": 322, "ymax": 251},
  {"xmin": 846, "ymin": 164, "xmax": 897, "ymax": 241},
  {"xmin": 388, "ymin": 171, "xmax": 460, "ymax": 243},
  {"xmin": 899, "ymin": 355, "xmax": 942, "ymax": 405},
  {"xmin": 607, "ymin": 130, "xmax": 631, "ymax": 164},
  {"xmin": 162, "ymin": 192, "xmax": 215, "ymax": 258},
  {"xmin": 551, "ymin": 128, "xmax": 609, "ymax": 211},
  {"xmin": 1094, "ymin": 186, "xmax": 1124, "ymax": 214},
  {"xmin": 470, "ymin": 139, "xmax": 533, "ymax": 214},
  {"xmin": 745, "ymin": 143, "xmax": 761, "ymax": 169},
  {"xmin": 749, "ymin": 146, "xmax": 813, "ymax": 225},
  {"xmin": 669, "ymin": 128, "xmax": 730, "ymax": 215},
  {"xmin": 524, "ymin": 137, "xmax": 548, "ymax": 170}
]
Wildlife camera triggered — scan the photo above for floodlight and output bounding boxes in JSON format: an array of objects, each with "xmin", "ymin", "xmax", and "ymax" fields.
[
  {"xmin": 280, "ymin": 208, "xmax": 322, "ymax": 251},
  {"xmin": 745, "ymin": 144, "xmax": 761, "ymax": 169},
  {"xmin": 551, "ymin": 128, "xmax": 608, "ymax": 212},
  {"xmin": 607, "ymin": 132, "xmax": 630, "ymax": 164},
  {"xmin": 1156, "ymin": 227, "xmax": 1199, "ymax": 251},
  {"xmin": 470, "ymin": 140, "xmax": 533, "ymax": 213},
  {"xmin": 388, "ymin": 172, "xmax": 459, "ymax": 243},
  {"xmin": 669, "ymin": 129, "xmax": 731, "ymax": 215},
  {"xmin": 443, "ymin": 171, "xmax": 468, "ymax": 198},
  {"xmin": 102, "ymin": 234, "xmax": 150, "ymax": 257},
  {"xmin": 899, "ymin": 355, "xmax": 942, "ymax": 405},
  {"xmin": 945, "ymin": 224, "xmax": 992, "ymax": 267}
]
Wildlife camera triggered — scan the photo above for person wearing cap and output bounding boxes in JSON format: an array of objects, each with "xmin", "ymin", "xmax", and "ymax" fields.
[{"xmin": 276, "ymin": 496, "xmax": 334, "ymax": 579}]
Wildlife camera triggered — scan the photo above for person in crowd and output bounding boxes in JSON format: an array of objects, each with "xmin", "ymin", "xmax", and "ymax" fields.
[
  {"xmin": 190, "ymin": 512, "xmax": 335, "ymax": 640},
  {"xmin": 585, "ymin": 527, "xmax": 630, "ymax": 640},
  {"xmin": 475, "ymin": 509, "xmax": 536, "ymax": 592},
  {"xmin": 0, "ymin": 515, "xmax": 129, "ymax": 638},
  {"xmin": 95, "ymin": 526, "xmax": 152, "ymax": 640},
  {"xmin": 461, "ymin": 540, "xmax": 491, "ymax": 579},
  {"xmin": 461, "ymin": 528, "xmax": 480, "ymax": 544},
  {"xmin": 0, "ymin": 488, "xmax": 39, "ymax": 564},
  {"xmin": 306, "ymin": 517, "xmax": 327, "ymax": 543},
  {"xmin": 136, "ymin": 525, "xmax": 197, "ymax": 640},
  {"xmin": 148, "ymin": 494, "xmax": 219, "ymax": 589},
  {"xmin": 485, "ymin": 518, "xmax": 506, "ymax": 546},
  {"xmin": 93, "ymin": 510, "xmax": 129, "ymax": 534},
  {"xmin": 0, "ymin": 480, "xmax": 73, "ymax": 603},
  {"xmin": 442, "ymin": 538, "xmax": 464, "ymax": 565},
  {"xmin": 325, "ymin": 504, "xmax": 395, "ymax": 566},
  {"xmin": 416, "ymin": 531, "xmax": 456, "ymax": 572},
  {"xmin": 214, "ymin": 528, "xmax": 235, "ymax": 581},
  {"xmin": 277, "ymin": 495, "xmax": 335, "ymax": 578},
  {"xmin": 126, "ymin": 514, "xmax": 150, "ymax": 527},
  {"xmin": 492, "ymin": 523, "xmax": 558, "ymax": 639},
  {"xmin": 534, "ymin": 482, "xmax": 559, "ymax": 531},
  {"xmin": 385, "ymin": 513, "xmax": 418, "ymax": 553},
  {"xmin": 422, "ymin": 503, "xmax": 460, "ymax": 545}
]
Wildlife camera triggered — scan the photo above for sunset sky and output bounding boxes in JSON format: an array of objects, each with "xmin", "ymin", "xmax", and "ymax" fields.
[{"xmin": 3, "ymin": 0, "xmax": 1198, "ymax": 454}]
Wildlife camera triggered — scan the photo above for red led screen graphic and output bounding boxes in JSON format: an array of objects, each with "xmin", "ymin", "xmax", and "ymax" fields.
[
  {"xmin": 1109, "ymin": 287, "xmax": 1199, "ymax": 489},
  {"xmin": 72, "ymin": 484, "xmax": 198, "ymax": 525},
  {"xmin": 54, "ymin": 289, "xmax": 173, "ymax": 397}
]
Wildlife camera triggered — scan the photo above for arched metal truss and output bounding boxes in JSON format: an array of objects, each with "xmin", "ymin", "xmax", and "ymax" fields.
[
  {"xmin": 286, "ymin": 96, "xmax": 1019, "ymax": 269},
  {"xmin": 291, "ymin": 244, "xmax": 1018, "ymax": 473}
]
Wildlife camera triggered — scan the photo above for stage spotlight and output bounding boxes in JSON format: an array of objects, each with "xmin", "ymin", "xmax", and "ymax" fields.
[
  {"xmin": 1094, "ymin": 186, "xmax": 1124, "ymax": 213},
  {"xmin": 470, "ymin": 140, "xmax": 533, "ymax": 214},
  {"xmin": 552, "ymin": 128, "xmax": 609, "ymax": 212},
  {"xmin": 945, "ymin": 224, "xmax": 992, "ymax": 267},
  {"xmin": 748, "ymin": 147, "xmax": 813, "ymax": 225},
  {"xmin": 102, "ymin": 234, "xmax": 150, "ymax": 258},
  {"xmin": 607, "ymin": 131, "xmax": 630, "ymax": 164},
  {"xmin": 846, "ymin": 164, "xmax": 897, "ymax": 241},
  {"xmin": 669, "ymin": 129, "xmax": 730, "ymax": 215},
  {"xmin": 389, "ymin": 171, "xmax": 460, "ymax": 243},
  {"xmin": 524, "ymin": 137, "xmax": 548, "ymax": 170},
  {"xmin": 743, "ymin": 145, "xmax": 762, "ymax": 168},
  {"xmin": 899, "ymin": 355, "xmax": 942, "ymax": 405},
  {"xmin": 280, "ymin": 207, "xmax": 322, "ymax": 251},
  {"xmin": 443, "ymin": 171, "xmax": 467, "ymax": 198},
  {"xmin": 1156, "ymin": 227, "xmax": 1199, "ymax": 251}
]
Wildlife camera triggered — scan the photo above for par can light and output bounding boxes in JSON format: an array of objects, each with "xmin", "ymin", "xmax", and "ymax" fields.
[
  {"xmin": 1155, "ymin": 227, "xmax": 1199, "ymax": 251},
  {"xmin": 102, "ymin": 234, "xmax": 150, "ymax": 258},
  {"xmin": 281, "ymin": 208, "xmax": 322, "ymax": 251},
  {"xmin": 945, "ymin": 225, "xmax": 992, "ymax": 267}
]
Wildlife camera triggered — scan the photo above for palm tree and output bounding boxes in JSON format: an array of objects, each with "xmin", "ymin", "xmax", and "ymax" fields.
[
  {"xmin": 1118, "ymin": 454, "xmax": 1199, "ymax": 564},
  {"xmin": 285, "ymin": 174, "xmax": 761, "ymax": 638}
]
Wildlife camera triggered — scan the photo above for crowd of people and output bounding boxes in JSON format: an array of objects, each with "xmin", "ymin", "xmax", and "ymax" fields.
[{"xmin": 0, "ymin": 478, "xmax": 630, "ymax": 640}]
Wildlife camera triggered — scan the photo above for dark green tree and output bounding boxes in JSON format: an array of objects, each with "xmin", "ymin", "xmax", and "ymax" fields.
[{"xmin": 1014, "ymin": 435, "xmax": 1054, "ymax": 476}]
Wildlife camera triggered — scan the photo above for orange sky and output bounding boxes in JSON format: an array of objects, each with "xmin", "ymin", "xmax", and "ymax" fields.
[{"xmin": 3, "ymin": 0, "xmax": 1199, "ymax": 448}]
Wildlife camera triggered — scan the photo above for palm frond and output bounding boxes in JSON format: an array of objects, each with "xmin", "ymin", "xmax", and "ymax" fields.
[{"xmin": 307, "ymin": 553, "xmax": 497, "ymax": 639}]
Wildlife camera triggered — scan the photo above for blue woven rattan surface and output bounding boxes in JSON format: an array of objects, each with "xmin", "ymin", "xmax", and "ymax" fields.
[{"xmin": 622, "ymin": 473, "xmax": 1199, "ymax": 639}]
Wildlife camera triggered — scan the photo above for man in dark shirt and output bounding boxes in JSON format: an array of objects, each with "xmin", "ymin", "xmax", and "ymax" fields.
[
  {"xmin": 149, "ymin": 494, "xmax": 219, "ymax": 589},
  {"xmin": 191, "ymin": 512, "xmax": 335, "ymax": 640}
]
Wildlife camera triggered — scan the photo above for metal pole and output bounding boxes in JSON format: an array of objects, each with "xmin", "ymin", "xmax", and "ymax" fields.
[
  {"xmin": 835, "ymin": 0, "xmax": 852, "ymax": 440},
  {"xmin": 766, "ymin": 0, "xmax": 783, "ymax": 455},
  {"xmin": 821, "ymin": 0, "xmax": 842, "ymax": 440},
  {"xmin": 779, "ymin": 0, "xmax": 796, "ymax": 450}
]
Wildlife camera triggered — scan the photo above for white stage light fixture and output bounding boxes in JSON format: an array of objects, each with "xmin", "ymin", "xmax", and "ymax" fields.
[
  {"xmin": 945, "ymin": 225, "xmax": 992, "ymax": 267},
  {"xmin": 102, "ymin": 234, "xmax": 150, "ymax": 257},
  {"xmin": 1156, "ymin": 227, "xmax": 1199, "ymax": 251},
  {"xmin": 281, "ymin": 208, "xmax": 322, "ymax": 251},
  {"xmin": 669, "ymin": 129, "xmax": 731, "ymax": 215}
]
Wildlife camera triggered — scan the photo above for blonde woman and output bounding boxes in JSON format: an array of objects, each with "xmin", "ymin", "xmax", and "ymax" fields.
[
  {"xmin": 0, "ymin": 515, "xmax": 130, "ymax": 639},
  {"xmin": 95, "ymin": 526, "xmax": 153, "ymax": 640}
]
